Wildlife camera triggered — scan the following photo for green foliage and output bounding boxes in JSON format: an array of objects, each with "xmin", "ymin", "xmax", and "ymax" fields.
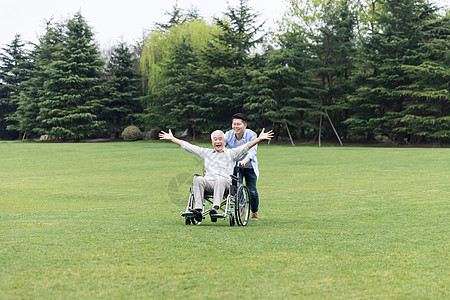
[
  {"xmin": 13, "ymin": 13, "xmax": 106, "ymax": 140},
  {"xmin": 154, "ymin": 2, "xmax": 202, "ymax": 32},
  {"xmin": 1, "ymin": 2, "xmax": 448, "ymax": 144},
  {"xmin": 103, "ymin": 42, "xmax": 143, "ymax": 137},
  {"xmin": 199, "ymin": 0, "xmax": 266, "ymax": 129},
  {"xmin": 212, "ymin": 0, "xmax": 265, "ymax": 67},
  {"xmin": 346, "ymin": 0, "xmax": 447, "ymax": 143},
  {"xmin": 311, "ymin": 0, "xmax": 357, "ymax": 139},
  {"xmin": 39, "ymin": 13, "xmax": 105, "ymax": 140},
  {"xmin": 121, "ymin": 125, "xmax": 142, "ymax": 141},
  {"xmin": 0, "ymin": 34, "xmax": 33, "ymax": 139},
  {"xmin": 140, "ymin": 20, "xmax": 219, "ymax": 94},
  {"xmin": 395, "ymin": 16, "xmax": 450, "ymax": 142},
  {"xmin": 245, "ymin": 34, "xmax": 321, "ymax": 138},
  {"xmin": 155, "ymin": 38, "xmax": 208, "ymax": 138}
]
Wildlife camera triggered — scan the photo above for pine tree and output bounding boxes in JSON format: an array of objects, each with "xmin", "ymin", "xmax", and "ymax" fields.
[
  {"xmin": 155, "ymin": 38, "xmax": 207, "ymax": 139},
  {"xmin": 15, "ymin": 21, "xmax": 64, "ymax": 139},
  {"xmin": 313, "ymin": 0, "xmax": 356, "ymax": 140},
  {"xmin": 139, "ymin": 19, "xmax": 219, "ymax": 131},
  {"xmin": 103, "ymin": 42, "xmax": 142, "ymax": 137},
  {"xmin": 245, "ymin": 32, "xmax": 321, "ymax": 141},
  {"xmin": 201, "ymin": 0, "xmax": 265, "ymax": 128},
  {"xmin": 395, "ymin": 16, "xmax": 450, "ymax": 143},
  {"xmin": 346, "ymin": 0, "xmax": 442, "ymax": 143},
  {"xmin": 38, "ymin": 12, "xmax": 105, "ymax": 140},
  {"xmin": 0, "ymin": 34, "xmax": 33, "ymax": 139},
  {"xmin": 154, "ymin": 3, "xmax": 202, "ymax": 32}
]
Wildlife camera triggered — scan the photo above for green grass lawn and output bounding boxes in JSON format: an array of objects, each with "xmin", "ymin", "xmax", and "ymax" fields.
[{"xmin": 0, "ymin": 141, "xmax": 448, "ymax": 298}]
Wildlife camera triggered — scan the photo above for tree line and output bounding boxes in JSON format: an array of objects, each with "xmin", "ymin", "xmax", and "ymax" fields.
[
  {"xmin": 0, "ymin": 0, "xmax": 449, "ymax": 144},
  {"xmin": 0, "ymin": 13, "xmax": 143, "ymax": 141}
]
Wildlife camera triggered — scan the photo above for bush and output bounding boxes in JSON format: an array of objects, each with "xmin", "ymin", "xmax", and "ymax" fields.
[
  {"xmin": 122, "ymin": 126, "xmax": 142, "ymax": 141},
  {"xmin": 148, "ymin": 128, "xmax": 161, "ymax": 140}
]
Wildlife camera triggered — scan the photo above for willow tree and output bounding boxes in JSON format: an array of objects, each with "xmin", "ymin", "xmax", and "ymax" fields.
[
  {"xmin": 140, "ymin": 20, "xmax": 220, "ymax": 94},
  {"xmin": 139, "ymin": 20, "xmax": 220, "ymax": 130}
]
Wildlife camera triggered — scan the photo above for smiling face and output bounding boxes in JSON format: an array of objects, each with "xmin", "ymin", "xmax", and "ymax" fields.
[
  {"xmin": 232, "ymin": 118, "xmax": 247, "ymax": 139},
  {"xmin": 211, "ymin": 131, "xmax": 226, "ymax": 152}
]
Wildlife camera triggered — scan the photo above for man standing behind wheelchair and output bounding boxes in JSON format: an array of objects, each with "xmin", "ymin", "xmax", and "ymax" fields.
[
  {"xmin": 159, "ymin": 127, "xmax": 273, "ymax": 223},
  {"xmin": 225, "ymin": 113, "xmax": 261, "ymax": 221}
]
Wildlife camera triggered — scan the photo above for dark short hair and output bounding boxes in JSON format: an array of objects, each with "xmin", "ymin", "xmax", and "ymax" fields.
[{"xmin": 232, "ymin": 113, "xmax": 247, "ymax": 122}]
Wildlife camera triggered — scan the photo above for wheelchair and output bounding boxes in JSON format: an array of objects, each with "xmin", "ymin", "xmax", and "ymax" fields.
[{"xmin": 180, "ymin": 167, "xmax": 251, "ymax": 226}]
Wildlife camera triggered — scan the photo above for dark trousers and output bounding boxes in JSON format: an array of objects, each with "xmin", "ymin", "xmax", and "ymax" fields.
[{"xmin": 239, "ymin": 167, "xmax": 259, "ymax": 213}]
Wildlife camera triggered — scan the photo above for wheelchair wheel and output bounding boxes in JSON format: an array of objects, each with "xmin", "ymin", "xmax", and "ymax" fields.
[
  {"xmin": 229, "ymin": 214, "xmax": 235, "ymax": 226},
  {"xmin": 235, "ymin": 185, "xmax": 250, "ymax": 226},
  {"xmin": 191, "ymin": 217, "xmax": 201, "ymax": 225}
]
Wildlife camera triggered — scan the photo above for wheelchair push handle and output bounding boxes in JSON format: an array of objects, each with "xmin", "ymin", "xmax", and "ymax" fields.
[{"xmin": 231, "ymin": 166, "xmax": 241, "ymax": 184}]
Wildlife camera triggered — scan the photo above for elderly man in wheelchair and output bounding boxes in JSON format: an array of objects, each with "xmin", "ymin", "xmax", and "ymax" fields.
[{"xmin": 159, "ymin": 128, "xmax": 273, "ymax": 226}]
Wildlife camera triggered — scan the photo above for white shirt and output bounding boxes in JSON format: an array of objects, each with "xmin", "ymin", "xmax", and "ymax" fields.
[{"xmin": 180, "ymin": 141, "xmax": 250, "ymax": 180}]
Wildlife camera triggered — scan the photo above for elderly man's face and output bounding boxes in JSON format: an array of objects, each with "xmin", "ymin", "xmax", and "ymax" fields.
[{"xmin": 211, "ymin": 133, "xmax": 225, "ymax": 152}]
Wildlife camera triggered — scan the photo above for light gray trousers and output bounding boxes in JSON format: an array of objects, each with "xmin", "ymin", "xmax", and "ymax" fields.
[{"xmin": 192, "ymin": 176, "xmax": 229, "ymax": 210}]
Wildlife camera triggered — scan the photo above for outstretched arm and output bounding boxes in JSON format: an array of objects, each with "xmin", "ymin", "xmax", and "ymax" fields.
[
  {"xmin": 246, "ymin": 128, "xmax": 274, "ymax": 149},
  {"xmin": 159, "ymin": 129, "xmax": 183, "ymax": 146}
]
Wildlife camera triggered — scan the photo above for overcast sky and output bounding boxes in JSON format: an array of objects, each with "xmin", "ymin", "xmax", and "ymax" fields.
[
  {"xmin": 0, "ymin": 0, "xmax": 287, "ymax": 49},
  {"xmin": 1, "ymin": 0, "xmax": 448, "ymax": 50}
]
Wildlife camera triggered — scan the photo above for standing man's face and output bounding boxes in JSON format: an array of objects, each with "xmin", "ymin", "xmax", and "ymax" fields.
[{"xmin": 232, "ymin": 118, "xmax": 247, "ymax": 138}]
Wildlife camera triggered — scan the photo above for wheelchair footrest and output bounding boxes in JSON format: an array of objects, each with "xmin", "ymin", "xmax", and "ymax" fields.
[
  {"xmin": 181, "ymin": 211, "xmax": 195, "ymax": 217},
  {"xmin": 210, "ymin": 213, "xmax": 227, "ymax": 219}
]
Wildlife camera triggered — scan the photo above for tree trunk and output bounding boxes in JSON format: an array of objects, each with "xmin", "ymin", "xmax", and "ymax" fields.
[
  {"xmin": 285, "ymin": 122, "xmax": 295, "ymax": 146},
  {"xmin": 318, "ymin": 114, "xmax": 323, "ymax": 147},
  {"xmin": 325, "ymin": 110, "xmax": 343, "ymax": 146}
]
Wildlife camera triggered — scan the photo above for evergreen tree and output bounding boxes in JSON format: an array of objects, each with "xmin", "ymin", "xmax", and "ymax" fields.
[
  {"xmin": 346, "ymin": 0, "xmax": 441, "ymax": 143},
  {"xmin": 395, "ymin": 16, "xmax": 450, "ymax": 143},
  {"xmin": 245, "ymin": 33, "xmax": 321, "ymax": 140},
  {"xmin": 103, "ymin": 42, "xmax": 142, "ymax": 137},
  {"xmin": 201, "ymin": 0, "xmax": 265, "ymax": 128},
  {"xmin": 139, "ymin": 19, "xmax": 219, "ymax": 131},
  {"xmin": 0, "ymin": 34, "xmax": 32, "ymax": 139},
  {"xmin": 313, "ymin": 0, "xmax": 356, "ymax": 140},
  {"xmin": 38, "ymin": 12, "xmax": 105, "ymax": 140},
  {"xmin": 207, "ymin": 0, "xmax": 264, "ymax": 67},
  {"xmin": 15, "ymin": 21, "xmax": 64, "ymax": 139},
  {"xmin": 155, "ymin": 38, "xmax": 208, "ymax": 139},
  {"xmin": 154, "ymin": 2, "xmax": 202, "ymax": 32}
]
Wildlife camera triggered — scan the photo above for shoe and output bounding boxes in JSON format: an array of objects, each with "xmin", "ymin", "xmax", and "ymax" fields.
[
  {"xmin": 251, "ymin": 212, "xmax": 259, "ymax": 221},
  {"xmin": 239, "ymin": 207, "xmax": 245, "ymax": 218},
  {"xmin": 189, "ymin": 208, "xmax": 202, "ymax": 222},
  {"xmin": 210, "ymin": 206, "xmax": 219, "ymax": 222}
]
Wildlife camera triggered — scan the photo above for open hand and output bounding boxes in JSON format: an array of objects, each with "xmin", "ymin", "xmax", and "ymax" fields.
[
  {"xmin": 159, "ymin": 129, "xmax": 174, "ymax": 141},
  {"xmin": 259, "ymin": 128, "xmax": 274, "ymax": 141}
]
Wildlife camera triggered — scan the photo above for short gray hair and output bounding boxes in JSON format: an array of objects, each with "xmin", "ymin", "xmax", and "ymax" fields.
[{"xmin": 210, "ymin": 130, "xmax": 225, "ymax": 140}]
